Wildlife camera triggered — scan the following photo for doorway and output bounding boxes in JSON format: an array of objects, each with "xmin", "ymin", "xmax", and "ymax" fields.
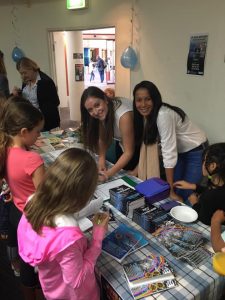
[{"xmin": 48, "ymin": 27, "xmax": 115, "ymax": 111}]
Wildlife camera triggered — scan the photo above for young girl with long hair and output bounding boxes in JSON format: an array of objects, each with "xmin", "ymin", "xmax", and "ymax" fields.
[
  {"xmin": 174, "ymin": 143, "xmax": 225, "ymax": 225},
  {"xmin": 18, "ymin": 148, "xmax": 109, "ymax": 300},
  {"xmin": 80, "ymin": 86, "xmax": 139, "ymax": 182},
  {"xmin": 133, "ymin": 80, "xmax": 207, "ymax": 203},
  {"xmin": 0, "ymin": 97, "xmax": 45, "ymax": 299}
]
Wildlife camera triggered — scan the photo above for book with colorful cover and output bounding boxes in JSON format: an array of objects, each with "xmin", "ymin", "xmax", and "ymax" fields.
[
  {"xmin": 123, "ymin": 255, "xmax": 175, "ymax": 288},
  {"xmin": 129, "ymin": 278, "xmax": 178, "ymax": 300},
  {"xmin": 102, "ymin": 224, "xmax": 149, "ymax": 263}
]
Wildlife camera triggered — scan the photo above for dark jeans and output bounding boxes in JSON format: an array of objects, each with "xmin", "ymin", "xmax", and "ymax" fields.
[
  {"xmin": 174, "ymin": 147, "xmax": 204, "ymax": 205},
  {"xmin": 98, "ymin": 70, "xmax": 104, "ymax": 82}
]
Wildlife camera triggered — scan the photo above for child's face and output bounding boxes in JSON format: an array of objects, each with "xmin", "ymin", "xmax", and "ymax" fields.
[
  {"xmin": 22, "ymin": 120, "xmax": 44, "ymax": 147},
  {"xmin": 202, "ymin": 155, "xmax": 216, "ymax": 176}
]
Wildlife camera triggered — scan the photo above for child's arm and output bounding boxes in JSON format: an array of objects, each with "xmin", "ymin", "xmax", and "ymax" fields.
[
  {"xmin": 211, "ymin": 210, "xmax": 225, "ymax": 252},
  {"xmin": 32, "ymin": 165, "xmax": 45, "ymax": 189},
  {"xmin": 173, "ymin": 180, "xmax": 197, "ymax": 190}
]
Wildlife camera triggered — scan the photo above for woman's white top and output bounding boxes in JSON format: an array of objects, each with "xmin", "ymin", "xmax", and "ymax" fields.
[
  {"xmin": 113, "ymin": 97, "xmax": 133, "ymax": 142},
  {"xmin": 22, "ymin": 72, "xmax": 41, "ymax": 109},
  {"xmin": 157, "ymin": 105, "xmax": 207, "ymax": 168}
]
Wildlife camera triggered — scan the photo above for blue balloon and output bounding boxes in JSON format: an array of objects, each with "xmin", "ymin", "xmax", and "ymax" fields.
[
  {"xmin": 12, "ymin": 47, "xmax": 25, "ymax": 62},
  {"xmin": 120, "ymin": 46, "xmax": 137, "ymax": 70}
]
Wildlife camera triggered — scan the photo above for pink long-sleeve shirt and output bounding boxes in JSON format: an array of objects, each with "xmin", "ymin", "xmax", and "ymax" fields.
[{"xmin": 18, "ymin": 213, "xmax": 106, "ymax": 300}]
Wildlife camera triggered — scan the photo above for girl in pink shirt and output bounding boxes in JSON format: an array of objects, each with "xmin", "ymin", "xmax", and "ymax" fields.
[
  {"xmin": 0, "ymin": 97, "xmax": 45, "ymax": 299},
  {"xmin": 18, "ymin": 148, "xmax": 109, "ymax": 300}
]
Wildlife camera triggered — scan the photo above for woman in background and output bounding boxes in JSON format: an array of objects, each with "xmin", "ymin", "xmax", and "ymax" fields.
[
  {"xmin": 133, "ymin": 80, "xmax": 207, "ymax": 204},
  {"xmin": 13, "ymin": 57, "xmax": 60, "ymax": 131},
  {"xmin": 0, "ymin": 50, "xmax": 10, "ymax": 98}
]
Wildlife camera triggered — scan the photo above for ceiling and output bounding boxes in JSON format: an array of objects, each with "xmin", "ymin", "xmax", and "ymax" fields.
[{"xmin": 0, "ymin": 0, "xmax": 58, "ymax": 6}]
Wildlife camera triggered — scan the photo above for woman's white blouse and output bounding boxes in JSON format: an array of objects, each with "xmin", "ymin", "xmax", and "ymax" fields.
[{"xmin": 157, "ymin": 105, "xmax": 207, "ymax": 168}]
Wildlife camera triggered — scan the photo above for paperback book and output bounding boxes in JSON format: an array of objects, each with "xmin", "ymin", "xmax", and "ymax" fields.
[
  {"xmin": 102, "ymin": 223, "xmax": 149, "ymax": 263},
  {"xmin": 123, "ymin": 255, "xmax": 175, "ymax": 288},
  {"xmin": 129, "ymin": 278, "xmax": 178, "ymax": 300},
  {"xmin": 109, "ymin": 185, "xmax": 145, "ymax": 218}
]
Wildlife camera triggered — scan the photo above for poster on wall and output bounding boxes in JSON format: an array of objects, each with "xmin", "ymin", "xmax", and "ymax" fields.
[
  {"xmin": 75, "ymin": 64, "xmax": 84, "ymax": 81},
  {"xmin": 187, "ymin": 34, "xmax": 208, "ymax": 75},
  {"xmin": 73, "ymin": 53, "xmax": 83, "ymax": 59}
]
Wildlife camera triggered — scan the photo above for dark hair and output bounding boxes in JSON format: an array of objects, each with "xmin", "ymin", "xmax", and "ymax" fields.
[
  {"xmin": 80, "ymin": 86, "xmax": 115, "ymax": 153},
  {"xmin": 0, "ymin": 99, "xmax": 44, "ymax": 179},
  {"xmin": 24, "ymin": 148, "xmax": 98, "ymax": 233},
  {"xmin": 203, "ymin": 143, "xmax": 225, "ymax": 184},
  {"xmin": 133, "ymin": 81, "xmax": 186, "ymax": 145}
]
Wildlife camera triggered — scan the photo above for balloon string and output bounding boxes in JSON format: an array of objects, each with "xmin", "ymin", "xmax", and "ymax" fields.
[{"xmin": 11, "ymin": 1, "xmax": 20, "ymax": 47}]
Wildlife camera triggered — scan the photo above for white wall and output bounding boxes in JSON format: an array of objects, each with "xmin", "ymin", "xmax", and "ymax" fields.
[
  {"xmin": 131, "ymin": 0, "xmax": 225, "ymax": 143},
  {"xmin": 0, "ymin": 0, "xmax": 225, "ymax": 142}
]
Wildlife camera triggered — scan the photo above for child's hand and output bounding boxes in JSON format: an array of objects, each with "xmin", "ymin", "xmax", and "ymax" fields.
[
  {"xmin": 92, "ymin": 212, "xmax": 109, "ymax": 231},
  {"xmin": 211, "ymin": 210, "xmax": 225, "ymax": 225},
  {"xmin": 173, "ymin": 180, "xmax": 196, "ymax": 190}
]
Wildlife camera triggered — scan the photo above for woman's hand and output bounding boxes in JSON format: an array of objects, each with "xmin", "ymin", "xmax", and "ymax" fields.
[
  {"xmin": 169, "ymin": 189, "xmax": 183, "ymax": 202},
  {"xmin": 173, "ymin": 180, "xmax": 196, "ymax": 190},
  {"xmin": 98, "ymin": 170, "xmax": 108, "ymax": 183},
  {"xmin": 12, "ymin": 86, "xmax": 21, "ymax": 96},
  {"xmin": 188, "ymin": 193, "xmax": 199, "ymax": 205},
  {"xmin": 92, "ymin": 212, "xmax": 109, "ymax": 231}
]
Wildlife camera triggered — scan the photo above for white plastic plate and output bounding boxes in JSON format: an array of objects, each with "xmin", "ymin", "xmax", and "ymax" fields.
[{"xmin": 170, "ymin": 206, "xmax": 198, "ymax": 223}]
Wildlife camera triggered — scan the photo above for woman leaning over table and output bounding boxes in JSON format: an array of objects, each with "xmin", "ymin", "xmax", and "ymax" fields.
[
  {"xmin": 80, "ymin": 86, "xmax": 139, "ymax": 182},
  {"xmin": 12, "ymin": 57, "xmax": 60, "ymax": 131},
  {"xmin": 132, "ymin": 80, "xmax": 207, "ymax": 204}
]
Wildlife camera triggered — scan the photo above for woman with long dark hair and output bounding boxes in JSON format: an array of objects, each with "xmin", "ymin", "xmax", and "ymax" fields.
[
  {"xmin": 133, "ymin": 80, "xmax": 207, "ymax": 203},
  {"xmin": 80, "ymin": 86, "xmax": 139, "ymax": 181}
]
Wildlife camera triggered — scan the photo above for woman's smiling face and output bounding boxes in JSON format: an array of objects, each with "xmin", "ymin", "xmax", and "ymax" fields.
[
  {"xmin": 84, "ymin": 97, "xmax": 108, "ymax": 121},
  {"xmin": 135, "ymin": 88, "xmax": 154, "ymax": 117}
]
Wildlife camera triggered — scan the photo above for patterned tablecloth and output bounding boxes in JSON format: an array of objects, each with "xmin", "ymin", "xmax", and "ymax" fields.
[{"xmin": 96, "ymin": 201, "xmax": 225, "ymax": 300}]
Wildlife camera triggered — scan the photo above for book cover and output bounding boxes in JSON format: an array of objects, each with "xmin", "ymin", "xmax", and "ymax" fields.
[
  {"xmin": 123, "ymin": 255, "xmax": 175, "ymax": 288},
  {"xmin": 130, "ymin": 279, "xmax": 178, "ymax": 300},
  {"xmin": 102, "ymin": 224, "xmax": 148, "ymax": 263}
]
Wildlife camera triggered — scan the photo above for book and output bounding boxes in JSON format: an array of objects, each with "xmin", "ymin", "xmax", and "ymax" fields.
[
  {"xmin": 102, "ymin": 223, "xmax": 149, "ymax": 263},
  {"xmin": 109, "ymin": 185, "xmax": 145, "ymax": 218},
  {"xmin": 101, "ymin": 276, "xmax": 122, "ymax": 300},
  {"xmin": 135, "ymin": 178, "xmax": 170, "ymax": 205},
  {"xmin": 123, "ymin": 255, "xmax": 175, "ymax": 288},
  {"xmin": 129, "ymin": 278, "xmax": 178, "ymax": 300},
  {"xmin": 132, "ymin": 204, "xmax": 173, "ymax": 233}
]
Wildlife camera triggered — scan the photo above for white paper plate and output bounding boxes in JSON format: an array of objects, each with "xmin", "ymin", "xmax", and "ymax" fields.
[{"xmin": 170, "ymin": 206, "xmax": 198, "ymax": 223}]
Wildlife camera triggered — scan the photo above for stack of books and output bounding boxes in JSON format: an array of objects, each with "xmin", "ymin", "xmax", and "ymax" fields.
[
  {"xmin": 132, "ymin": 205, "xmax": 173, "ymax": 233},
  {"xmin": 102, "ymin": 223, "xmax": 149, "ymax": 263},
  {"xmin": 109, "ymin": 185, "xmax": 145, "ymax": 218},
  {"xmin": 123, "ymin": 254, "xmax": 177, "ymax": 299}
]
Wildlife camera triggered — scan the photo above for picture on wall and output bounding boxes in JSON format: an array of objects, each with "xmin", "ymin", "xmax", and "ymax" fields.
[
  {"xmin": 75, "ymin": 64, "xmax": 84, "ymax": 81},
  {"xmin": 187, "ymin": 34, "xmax": 208, "ymax": 75}
]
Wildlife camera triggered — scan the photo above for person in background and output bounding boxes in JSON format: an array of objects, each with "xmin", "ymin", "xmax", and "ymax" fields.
[
  {"xmin": 18, "ymin": 148, "xmax": 109, "ymax": 300},
  {"xmin": 132, "ymin": 80, "xmax": 207, "ymax": 203},
  {"xmin": 12, "ymin": 57, "xmax": 60, "ymax": 131},
  {"xmin": 104, "ymin": 87, "xmax": 115, "ymax": 99},
  {"xmin": 0, "ymin": 50, "xmax": 10, "ymax": 98},
  {"xmin": 174, "ymin": 143, "xmax": 225, "ymax": 225},
  {"xmin": 96, "ymin": 55, "xmax": 106, "ymax": 83},
  {"xmin": 90, "ymin": 63, "xmax": 96, "ymax": 82},
  {"xmin": 80, "ymin": 86, "xmax": 139, "ymax": 182},
  {"xmin": 0, "ymin": 98, "xmax": 45, "ymax": 299}
]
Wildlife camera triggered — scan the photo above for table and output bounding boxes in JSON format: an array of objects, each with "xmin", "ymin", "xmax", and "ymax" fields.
[{"xmin": 96, "ymin": 201, "xmax": 225, "ymax": 300}]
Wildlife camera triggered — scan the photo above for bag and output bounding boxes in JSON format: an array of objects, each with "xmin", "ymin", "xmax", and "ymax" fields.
[
  {"xmin": 135, "ymin": 177, "xmax": 170, "ymax": 205},
  {"xmin": 0, "ymin": 181, "xmax": 11, "ymax": 238}
]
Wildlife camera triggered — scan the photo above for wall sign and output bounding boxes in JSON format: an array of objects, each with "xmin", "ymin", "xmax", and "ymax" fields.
[
  {"xmin": 67, "ymin": 0, "xmax": 88, "ymax": 10},
  {"xmin": 187, "ymin": 34, "xmax": 208, "ymax": 76}
]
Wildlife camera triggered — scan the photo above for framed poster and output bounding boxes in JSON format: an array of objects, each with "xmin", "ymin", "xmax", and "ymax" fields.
[
  {"xmin": 187, "ymin": 34, "xmax": 208, "ymax": 75},
  {"xmin": 75, "ymin": 64, "xmax": 84, "ymax": 81},
  {"xmin": 73, "ymin": 53, "xmax": 83, "ymax": 59}
]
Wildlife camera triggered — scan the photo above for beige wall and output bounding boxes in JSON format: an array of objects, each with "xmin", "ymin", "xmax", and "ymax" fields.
[{"xmin": 0, "ymin": 0, "xmax": 225, "ymax": 142}]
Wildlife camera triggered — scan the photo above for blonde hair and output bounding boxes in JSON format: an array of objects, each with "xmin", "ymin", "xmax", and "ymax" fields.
[
  {"xmin": 16, "ymin": 57, "xmax": 39, "ymax": 72},
  {"xmin": 104, "ymin": 88, "xmax": 115, "ymax": 99},
  {"xmin": 24, "ymin": 148, "xmax": 98, "ymax": 233}
]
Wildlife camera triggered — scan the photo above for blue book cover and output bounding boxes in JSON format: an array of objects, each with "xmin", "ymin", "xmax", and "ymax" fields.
[{"xmin": 102, "ymin": 224, "xmax": 149, "ymax": 263}]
